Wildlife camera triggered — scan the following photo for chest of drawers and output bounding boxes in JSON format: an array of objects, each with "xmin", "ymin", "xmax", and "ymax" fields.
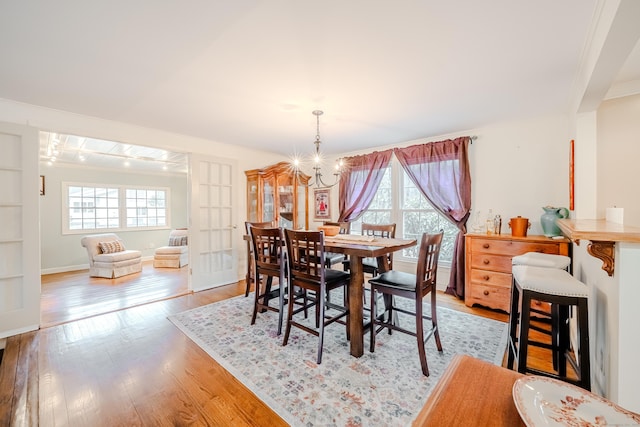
[{"xmin": 464, "ymin": 233, "xmax": 570, "ymax": 312}]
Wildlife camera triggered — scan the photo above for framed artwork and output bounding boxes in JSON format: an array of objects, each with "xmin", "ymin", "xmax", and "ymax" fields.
[
  {"xmin": 313, "ymin": 188, "xmax": 331, "ymax": 220},
  {"xmin": 40, "ymin": 175, "xmax": 45, "ymax": 196}
]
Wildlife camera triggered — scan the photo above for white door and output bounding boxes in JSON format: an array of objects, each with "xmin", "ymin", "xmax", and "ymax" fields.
[
  {"xmin": 189, "ymin": 154, "xmax": 238, "ymax": 291},
  {"xmin": 0, "ymin": 122, "xmax": 40, "ymax": 338}
]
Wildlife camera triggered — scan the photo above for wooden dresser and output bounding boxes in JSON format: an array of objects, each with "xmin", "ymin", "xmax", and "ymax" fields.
[{"xmin": 464, "ymin": 233, "xmax": 570, "ymax": 312}]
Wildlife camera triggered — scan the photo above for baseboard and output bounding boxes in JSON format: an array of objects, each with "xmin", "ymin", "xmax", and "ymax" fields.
[{"xmin": 41, "ymin": 256, "xmax": 155, "ymax": 276}]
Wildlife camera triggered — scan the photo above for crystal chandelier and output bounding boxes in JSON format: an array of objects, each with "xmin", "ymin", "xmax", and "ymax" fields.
[{"xmin": 295, "ymin": 110, "xmax": 343, "ymax": 188}]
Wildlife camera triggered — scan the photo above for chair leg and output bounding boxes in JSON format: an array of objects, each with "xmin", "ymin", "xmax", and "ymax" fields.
[
  {"xmin": 282, "ymin": 283, "xmax": 295, "ymax": 347},
  {"xmin": 517, "ymin": 291, "xmax": 533, "ymax": 374},
  {"xmin": 384, "ymin": 294, "xmax": 394, "ymax": 335},
  {"xmin": 317, "ymin": 284, "xmax": 326, "ymax": 364},
  {"xmin": 276, "ymin": 274, "xmax": 285, "ymax": 336},
  {"xmin": 416, "ymin": 295, "xmax": 429, "ymax": 376},
  {"xmin": 430, "ymin": 287, "xmax": 442, "ymax": 351},
  {"xmin": 577, "ymin": 299, "xmax": 591, "ymax": 390},
  {"xmin": 557, "ymin": 304, "xmax": 570, "ymax": 378},
  {"xmin": 507, "ymin": 281, "xmax": 520, "ymax": 369},
  {"xmin": 369, "ymin": 285, "xmax": 377, "ymax": 353},
  {"xmin": 250, "ymin": 273, "xmax": 261, "ymax": 325}
]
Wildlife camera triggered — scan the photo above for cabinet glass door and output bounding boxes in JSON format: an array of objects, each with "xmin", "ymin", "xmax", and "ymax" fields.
[
  {"xmin": 247, "ymin": 175, "xmax": 258, "ymax": 222},
  {"xmin": 263, "ymin": 176, "xmax": 275, "ymax": 222},
  {"xmin": 277, "ymin": 173, "xmax": 293, "ymax": 229}
]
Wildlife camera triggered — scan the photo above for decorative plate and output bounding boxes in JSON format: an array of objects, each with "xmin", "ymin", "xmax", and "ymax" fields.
[{"xmin": 512, "ymin": 376, "xmax": 640, "ymax": 427}]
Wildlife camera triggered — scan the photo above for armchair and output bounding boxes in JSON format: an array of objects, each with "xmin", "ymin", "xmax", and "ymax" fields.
[
  {"xmin": 80, "ymin": 233, "xmax": 142, "ymax": 278},
  {"xmin": 153, "ymin": 229, "xmax": 189, "ymax": 268}
]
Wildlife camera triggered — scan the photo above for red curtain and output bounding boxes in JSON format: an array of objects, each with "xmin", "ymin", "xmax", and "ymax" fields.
[
  {"xmin": 393, "ymin": 137, "xmax": 471, "ymax": 298},
  {"xmin": 338, "ymin": 149, "xmax": 393, "ymax": 222}
]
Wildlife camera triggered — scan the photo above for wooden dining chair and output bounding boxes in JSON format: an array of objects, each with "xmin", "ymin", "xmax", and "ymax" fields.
[
  {"xmin": 342, "ymin": 223, "xmax": 396, "ymax": 276},
  {"xmin": 283, "ymin": 229, "xmax": 350, "ymax": 364},
  {"xmin": 368, "ymin": 230, "xmax": 444, "ymax": 376},
  {"xmin": 249, "ymin": 226, "xmax": 288, "ymax": 335},
  {"xmin": 244, "ymin": 221, "xmax": 276, "ymax": 297},
  {"xmin": 322, "ymin": 221, "xmax": 351, "ymax": 269}
]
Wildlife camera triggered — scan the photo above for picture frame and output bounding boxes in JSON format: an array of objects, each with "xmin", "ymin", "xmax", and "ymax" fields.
[
  {"xmin": 40, "ymin": 175, "xmax": 45, "ymax": 196},
  {"xmin": 313, "ymin": 188, "xmax": 331, "ymax": 220},
  {"xmin": 569, "ymin": 139, "xmax": 574, "ymax": 211}
]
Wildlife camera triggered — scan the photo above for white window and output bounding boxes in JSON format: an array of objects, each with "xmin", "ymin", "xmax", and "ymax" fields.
[
  {"xmin": 350, "ymin": 159, "xmax": 458, "ymax": 264},
  {"xmin": 63, "ymin": 183, "xmax": 169, "ymax": 234}
]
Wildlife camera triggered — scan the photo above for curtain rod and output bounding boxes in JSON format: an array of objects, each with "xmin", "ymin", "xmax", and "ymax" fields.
[{"xmin": 470, "ymin": 135, "xmax": 477, "ymax": 144}]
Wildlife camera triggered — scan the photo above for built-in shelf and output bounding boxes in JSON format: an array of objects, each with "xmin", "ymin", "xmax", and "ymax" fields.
[{"xmin": 557, "ymin": 219, "xmax": 640, "ymax": 277}]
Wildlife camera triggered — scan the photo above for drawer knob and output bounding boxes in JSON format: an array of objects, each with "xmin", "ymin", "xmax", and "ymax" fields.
[
  {"xmin": 483, "ymin": 275, "xmax": 490, "ymax": 281},
  {"xmin": 482, "ymin": 243, "xmax": 490, "ymax": 249},
  {"xmin": 483, "ymin": 290, "xmax": 490, "ymax": 296},
  {"xmin": 483, "ymin": 259, "xmax": 490, "ymax": 264}
]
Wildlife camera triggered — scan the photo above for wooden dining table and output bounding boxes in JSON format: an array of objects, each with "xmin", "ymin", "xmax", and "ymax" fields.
[{"xmin": 323, "ymin": 235, "xmax": 417, "ymax": 357}]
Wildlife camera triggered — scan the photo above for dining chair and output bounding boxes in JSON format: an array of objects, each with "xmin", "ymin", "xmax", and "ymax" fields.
[
  {"xmin": 368, "ymin": 230, "xmax": 444, "ymax": 376},
  {"xmin": 283, "ymin": 229, "xmax": 350, "ymax": 364},
  {"xmin": 342, "ymin": 223, "xmax": 396, "ymax": 276},
  {"xmin": 322, "ymin": 221, "xmax": 351, "ymax": 269},
  {"xmin": 249, "ymin": 226, "xmax": 288, "ymax": 335},
  {"xmin": 244, "ymin": 221, "xmax": 276, "ymax": 297}
]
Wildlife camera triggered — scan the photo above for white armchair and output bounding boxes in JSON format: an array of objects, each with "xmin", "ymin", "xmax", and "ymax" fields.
[
  {"xmin": 80, "ymin": 233, "xmax": 142, "ymax": 278},
  {"xmin": 153, "ymin": 229, "xmax": 189, "ymax": 268}
]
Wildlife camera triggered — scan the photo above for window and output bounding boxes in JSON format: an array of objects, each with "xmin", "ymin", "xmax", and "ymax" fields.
[
  {"xmin": 350, "ymin": 160, "xmax": 458, "ymax": 263},
  {"xmin": 64, "ymin": 183, "xmax": 169, "ymax": 234}
]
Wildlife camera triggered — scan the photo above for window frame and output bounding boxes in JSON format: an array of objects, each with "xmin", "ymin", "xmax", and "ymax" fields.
[
  {"xmin": 62, "ymin": 181, "xmax": 171, "ymax": 235},
  {"xmin": 349, "ymin": 158, "xmax": 457, "ymax": 266}
]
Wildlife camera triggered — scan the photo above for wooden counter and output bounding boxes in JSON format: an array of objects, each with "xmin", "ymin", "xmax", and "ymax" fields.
[
  {"xmin": 413, "ymin": 354, "xmax": 525, "ymax": 426},
  {"xmin": 557, "ymin": 218, "xmax": 640, "ymax": 276}
]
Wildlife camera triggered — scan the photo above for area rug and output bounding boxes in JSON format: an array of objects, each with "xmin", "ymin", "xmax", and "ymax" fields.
[{"xmin": 168, "ymin": 292, "xmax": 508, "ymax": 426}]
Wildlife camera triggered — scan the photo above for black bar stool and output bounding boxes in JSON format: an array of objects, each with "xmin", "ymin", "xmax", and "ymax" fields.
[{"xmin": 507, "ymin": 265, "xmax": 591, "ymax": 390}]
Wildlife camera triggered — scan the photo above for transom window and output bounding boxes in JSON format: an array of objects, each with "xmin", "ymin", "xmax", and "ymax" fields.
[
  {"xmin": 63, "ymin": 183, "xmax": 169, "ymax": 234},
  {"xmin": 349, "ymin": 160, "xmax": 458, "ymax": 263}
]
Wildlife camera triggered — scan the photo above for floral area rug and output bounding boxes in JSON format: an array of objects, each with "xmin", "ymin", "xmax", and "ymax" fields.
[{"xmin": 168, "ymin": 292, "xmax": 508, "ymax": 427}]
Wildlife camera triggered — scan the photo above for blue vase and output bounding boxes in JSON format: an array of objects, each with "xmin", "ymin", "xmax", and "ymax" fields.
[{"xmin": 540, "ymin": 206, "xmax": 569, "ymax": 237}]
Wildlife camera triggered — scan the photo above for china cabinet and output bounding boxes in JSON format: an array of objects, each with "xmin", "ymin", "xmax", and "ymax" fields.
[{"xmin": 245, "ymin": 162, "xmax": 310, "ymax": 230}]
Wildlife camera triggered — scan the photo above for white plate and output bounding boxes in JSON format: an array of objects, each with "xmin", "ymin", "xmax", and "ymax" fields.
[{"xmin": 512, "ymin": 376, "xmax": 640, "ymax": 426}]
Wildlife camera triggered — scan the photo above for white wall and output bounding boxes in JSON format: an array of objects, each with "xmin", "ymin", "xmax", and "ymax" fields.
[
  {"xmin": 569, "ymin": 93, "xmax": 640, "ymax": 409},
  {"xmin": 597, "ymin": 94, "xmax": 640, "ymax": 226},
  {"xmin": 39, "ymin": 163, "xmax": 189, "ymax": 273}
]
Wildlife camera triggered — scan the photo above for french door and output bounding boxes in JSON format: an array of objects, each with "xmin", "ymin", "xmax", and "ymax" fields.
[
  {"xmin": 189, "ymin": 154, "xmax": 238, "ymax": 291},
  {"xmin": 0, "ymin": 122, "xmax": 40, "ymax": 338}
]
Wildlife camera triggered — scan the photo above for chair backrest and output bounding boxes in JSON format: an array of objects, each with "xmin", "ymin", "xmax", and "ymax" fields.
[
  {"xmin": 284, "ymin": 229, "xmax": 326, "ymax": 285},
  {"xmin": 168, "ymin": 229, "xmax": 188, "ymax": 246},
  {"xmin": 245, "ymin": 221, "xmax": 276, "ymax": 235},
  {"xmin": 415, "ymin": 231, "xmax": 444, "ymax": 295},
  {"xmin": 80, "ymin": 233, "xmax": 122, "ymax": 265},
  {"xmin": 362, "ymin": 223, "xmax": 396, "ymax": 269},
  {"xmin": 362, "ymin": 223, "xmax": 396, "ymax": 238},
  {"xmin": 324, "ymin": 221, "xmax": 350, "ymax": 235},
  {"xmin": 249, "ymin": 226, "xmax": 286, "ymax": 278}
]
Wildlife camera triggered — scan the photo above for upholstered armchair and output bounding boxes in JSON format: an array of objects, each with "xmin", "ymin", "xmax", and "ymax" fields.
[
  {"xmin": 153, "ymin": 229, "xmax": 189, "ymax": 268},
  {"xmin": 80, "ymin": 233, "xmax": 142, "ymax": 278}
]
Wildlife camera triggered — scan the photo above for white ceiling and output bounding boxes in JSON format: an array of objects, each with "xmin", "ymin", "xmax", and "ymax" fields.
[{"xmin": 2, "ymin": 1, "xmax": 640, "ymax": 170}]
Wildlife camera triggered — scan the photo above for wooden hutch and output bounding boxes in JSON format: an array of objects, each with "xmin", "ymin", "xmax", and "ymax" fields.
[{"xmin": 245, "ymin": 162, "xmax": 310, "ymax": 230}]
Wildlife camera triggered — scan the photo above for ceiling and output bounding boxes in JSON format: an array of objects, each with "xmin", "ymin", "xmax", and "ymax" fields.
[{"xmin": 2, "ymin": 1, "xmax": 640, "ymax": 170}]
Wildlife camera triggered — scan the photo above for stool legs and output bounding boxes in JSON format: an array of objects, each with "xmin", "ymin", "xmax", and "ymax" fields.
[{"xmin": 507, "ymin": 281, "xmax": 591, "ymax": 391}]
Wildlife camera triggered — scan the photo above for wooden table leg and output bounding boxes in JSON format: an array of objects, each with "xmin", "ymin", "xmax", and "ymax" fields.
[{"xmin": 348, "ymin": 255, "xmax": 364, "ymax": 357}]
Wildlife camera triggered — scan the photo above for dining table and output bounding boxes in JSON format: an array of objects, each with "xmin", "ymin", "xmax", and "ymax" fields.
[{"xmin": 323, "ymin": 234, "xmax": 417, "ymax": 357}]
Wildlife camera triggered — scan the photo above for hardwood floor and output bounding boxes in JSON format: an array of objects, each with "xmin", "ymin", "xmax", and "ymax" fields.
[
  {"xmin": 1, "ymin": 270, "xmax": 568, "ymax": 427},
  {"xmin": 40, "ymin": 260, "xmax": 189, "ymax": 327}
]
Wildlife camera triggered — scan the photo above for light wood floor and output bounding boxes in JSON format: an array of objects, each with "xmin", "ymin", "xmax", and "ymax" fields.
[
  {"xmin": 1, "ymin": 268, "xmax": 565, "ymax": 427},
  {"xmin": 40, "ymin": 260, "xmax": 189, "ymax": 327}
]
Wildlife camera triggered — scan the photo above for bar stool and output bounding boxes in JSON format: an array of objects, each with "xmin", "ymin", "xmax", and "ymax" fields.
[{"xmin": 507, "ymin": 265, "xmax": 591, "ymax": 390}]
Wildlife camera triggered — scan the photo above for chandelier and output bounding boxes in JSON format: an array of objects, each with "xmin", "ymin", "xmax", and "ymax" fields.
[{"xmin": 295, "ymin": 110, "xmax": 344, "ymax": 188}]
